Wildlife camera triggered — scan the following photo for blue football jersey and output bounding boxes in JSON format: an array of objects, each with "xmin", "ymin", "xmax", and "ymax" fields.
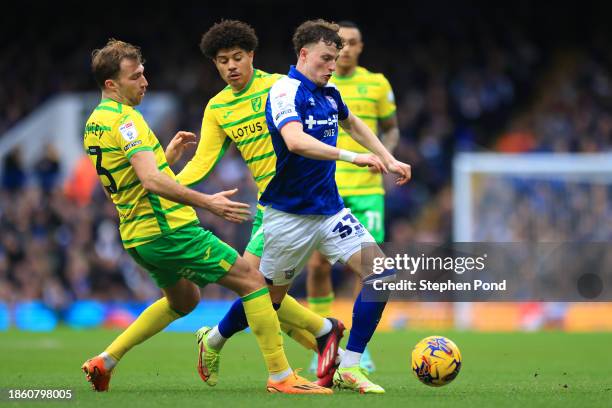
[{"xmin": 260, "ymin": 66, "xmax": 350, "ymax": 215}]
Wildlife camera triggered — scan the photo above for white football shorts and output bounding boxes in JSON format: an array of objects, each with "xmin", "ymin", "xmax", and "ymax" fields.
[{"xmin": 260, "ymin": 206, "xmax": 376, "ymax": 286}]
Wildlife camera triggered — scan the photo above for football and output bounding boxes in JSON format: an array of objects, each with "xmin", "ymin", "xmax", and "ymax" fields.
[{"xmin": 411, "ymin": 336, "xmax": 462, "ymax": 386}]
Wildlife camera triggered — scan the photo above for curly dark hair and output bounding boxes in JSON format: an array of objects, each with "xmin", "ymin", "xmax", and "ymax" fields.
[
  {"xmin": 292, "ymin": 19, "xmax": 343, "ymax": 56},
  {"xmin": 200, "ymin": 20, "xmax": 258, "ymax": 59}
]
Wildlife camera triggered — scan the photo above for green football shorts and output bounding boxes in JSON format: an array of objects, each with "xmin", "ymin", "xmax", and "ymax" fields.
[
  {"xmin": 126, "ymin": 223, "xmax": 238, "ymax": 288},
  {"xmin": 342, "ymin": 194, "xmax": 385, "ymax": 243},
  {"xmin": 245, "ymin": 207, "xmax": 265, "ymax": 257}
]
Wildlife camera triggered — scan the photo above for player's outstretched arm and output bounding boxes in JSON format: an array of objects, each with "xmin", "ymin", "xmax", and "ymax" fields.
[
  {"xmin": 165, "ymin": 131, "xmax": 197, "ymax": 166},
  {"xmin": 129, "ymin": 150, "xmax": 251, "ymax": 223},
  {"xmin": 379, "ymin": 115, "xmax": 400, "ymax": 153},
  {"xmin": 175, "ymin": 104, "xmax": 230, "ymax": 187},
  {"xmin": 340, "ymin": 112, "xmax": 394, "ymax": 161},
  {"xmin": 280, "ymin": 121, "xmax": 388, "ymax": 173},
  {"xmin": 340, "ymin": 112, "xmax": 411, "ymax": 185}
]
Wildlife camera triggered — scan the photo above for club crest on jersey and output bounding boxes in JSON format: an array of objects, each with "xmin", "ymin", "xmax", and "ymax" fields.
[
  {"xmin": 251, "ymin": 96, "xmax": 262, "ymax": 112},
  {"xmin": 119, "ymin": 121, "xmax": 138, "ymax": 142},
  {"xmin": 284, "ymin": 269, "xmax": 296, "ymax": 280},
  {"xmin": 325, "ymin": 96, "xmax": 338, "ymax": 110}
]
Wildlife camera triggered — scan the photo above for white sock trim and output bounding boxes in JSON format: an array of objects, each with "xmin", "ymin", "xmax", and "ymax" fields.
[
  {"xmin": 315, "ymin": 318, "xmax": 333, "ymax": 338},
  {"xmin": 339, "ymin": 350, "xmax": 362, "ymax": 368},
  {"xmin": 336, "ymin": 347, "xmax": 345, "ymax": 364},
  {"xmin": 269, "ymin": 367, "xmax": 293, "ymax": 382},
  {"xmin": 207, "ymin": 326, "xmax": 227, "ymax": 350},
  {"xmin": 99, "ymin": 352, "xmax": 117, "ymax": 370}
]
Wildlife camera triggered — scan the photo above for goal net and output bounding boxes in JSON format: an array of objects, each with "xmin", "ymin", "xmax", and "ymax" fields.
[{"xmin": 452, "ymin": 153, "xmax": 612, "ymax": 330}]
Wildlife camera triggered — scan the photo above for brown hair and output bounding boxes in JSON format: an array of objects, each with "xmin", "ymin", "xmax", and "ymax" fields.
[
  {"xmin": 91, "ymin": 39, "xmax": 144, "ymax": 89},
  {"xmin": 200, "ymin": 20, "xmax": 258, "ymax": 59},
  {"xmin": 292, "ymin": 19, "xmax": 343, "ymax": 56}
]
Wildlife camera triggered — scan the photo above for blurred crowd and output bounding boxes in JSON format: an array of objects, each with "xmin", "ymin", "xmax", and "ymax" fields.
[{"xmin": 1, "ymin": 3, "xmax": 611, "ymax": 304}]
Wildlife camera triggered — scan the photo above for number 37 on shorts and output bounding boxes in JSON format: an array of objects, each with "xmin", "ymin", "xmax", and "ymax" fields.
[{"xmin": 333, "ymin": 212, "xmax": 366, "ymax": 239}]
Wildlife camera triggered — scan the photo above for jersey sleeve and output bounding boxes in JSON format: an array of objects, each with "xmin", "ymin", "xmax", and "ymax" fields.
[
  {"xmin": 268, "ymin": 79, "xmax": 302, "ymax": 131},
  {"xmin": 176, "ymin": 102, "xmax": 230, "ymax": 187},
  {"xmin": 377, "ymin": 74, "xmax": 397, "ymax": 120},
  {"xmin": 113, "ymin": 112, "xmax": 156, "ymax": 159}
]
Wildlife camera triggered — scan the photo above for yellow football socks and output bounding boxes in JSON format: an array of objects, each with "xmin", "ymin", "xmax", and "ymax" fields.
[
  {"xmin": 105, "ymin": 297, "xmax": 182, "ymax": 361},
  {"xmin": 280, "ymin": 322, "xmax": 317, "ymax": 352},
  {"xmin": 278, "ymin": 295, "xmax": 328, "ymax": 352},
  {"xmin": 307, "ymin": 292, "xmax": 334, "ymax": 317},
  {"xmin": 278, "ymin": 295, "xmax": 326, "ymax": 334},
  {"xmin": 242, "ymin": 287, "xmax": 290, "ymax": 375}
]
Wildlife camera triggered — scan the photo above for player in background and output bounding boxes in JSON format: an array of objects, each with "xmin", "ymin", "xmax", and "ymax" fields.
[
  {"xmin": 168, "ymin": 20, "xmax": 344, "ymax": 388},
  {"xmin": 306, "ymin": 20, "xmax": 400, "ymax": 373},
  {"xmin": 257, "ymin": 19, "xmax": 410, "ymax": 393},
  {"xmin": 81, "ymin": 39, "xmax": 330, "ymax": 395}
]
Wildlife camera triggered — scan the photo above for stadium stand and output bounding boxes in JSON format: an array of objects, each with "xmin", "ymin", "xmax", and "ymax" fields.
[{"xmin": 1, "ymin": 2, "xmax": 610, "ymax": 308}]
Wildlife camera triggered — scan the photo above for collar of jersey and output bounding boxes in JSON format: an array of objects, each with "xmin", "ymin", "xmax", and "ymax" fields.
[
  {"xmin": 99, "ymin": 97, "xmax": 134, "ymax": 111},
  {"xmin": 100, "ymin": 97, "xmax": 123, "ymax": 106},
  {"xmin": 288, "ymin": 65, "xmax": 317, "ymax": 92}
]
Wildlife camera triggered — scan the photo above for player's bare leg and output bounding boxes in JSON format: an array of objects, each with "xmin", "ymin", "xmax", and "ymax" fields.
[{"xmin": 242, "ymin": 250, "xmax": 262, "ymax": 270}]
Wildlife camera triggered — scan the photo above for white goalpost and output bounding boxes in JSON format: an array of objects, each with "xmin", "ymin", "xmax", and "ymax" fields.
[
  {"xmin": 453, "ymin": 152, "xmax": 612, "ymax": 242},
  {"xmin": 452, "ymin": 152, "xmax": 612, "ymax": 329}
]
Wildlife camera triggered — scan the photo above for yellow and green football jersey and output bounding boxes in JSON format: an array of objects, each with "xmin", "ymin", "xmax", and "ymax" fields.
[
  {"xmin": 83, "ymin": 98, "xmax": 198, "ymax": 248},
  {"xmin": 331, "ymin": 66, "xmax": 396, "ymax": 197},
  {"xmin": 177, "ymin": 70, "xmax": 281, "ymax": 201}
]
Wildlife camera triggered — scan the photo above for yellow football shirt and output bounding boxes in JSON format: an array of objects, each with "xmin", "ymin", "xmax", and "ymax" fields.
[
  {"xmin": 331, "ymin": 66, "xmax": 396, "ymax": 197},
  {"xmin": 84, "ymin": 98, "xmax": 198, "ymax": 248},
  {"xmin": 177, "ymin": 70, "xmax": 281, "ymax": 201}
]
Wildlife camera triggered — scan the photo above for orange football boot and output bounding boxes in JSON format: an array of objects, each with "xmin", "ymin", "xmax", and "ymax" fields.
[
  {"xmin": 82, "ymin": 356, "xmax": 112, "ymax": 392},
  {"xmin": 266, "ymin": 370, "xmax": 333, "ymax": 394}
]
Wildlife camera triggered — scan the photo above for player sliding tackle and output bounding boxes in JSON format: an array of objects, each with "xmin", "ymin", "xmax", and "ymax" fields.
[
  {"xmin": 80, "ymin": 39, "xmax": 330, "ymax": 395},
  {"xmin": 202, "ymin": 19, "xmax": 411, "ymax": 394},
  {"xmin": 166, "ymin": 20, "xmax": 346, "ymax": 389}
]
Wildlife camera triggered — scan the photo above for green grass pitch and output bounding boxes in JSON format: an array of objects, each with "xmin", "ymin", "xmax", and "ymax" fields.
[{"xmin": 1, "ymin": 328, "xmax": 611, "ymax": 407}]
